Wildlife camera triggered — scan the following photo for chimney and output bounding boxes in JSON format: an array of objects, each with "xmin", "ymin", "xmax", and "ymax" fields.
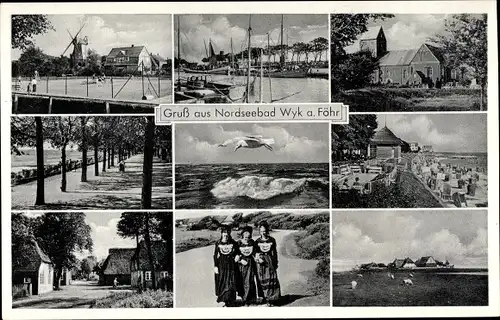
[
  {"xmin": 220, "ymin": 51, "xmax": 224, "ymax": 56},
  {"xmin": 131, "ymin": 44, "xmax": 134, "ymax": 47}
]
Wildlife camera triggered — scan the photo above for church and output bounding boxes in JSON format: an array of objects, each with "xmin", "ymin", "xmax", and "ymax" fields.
[{"xmin": 358, "ymin": 26, "xmax": 457, "ymax": 86}]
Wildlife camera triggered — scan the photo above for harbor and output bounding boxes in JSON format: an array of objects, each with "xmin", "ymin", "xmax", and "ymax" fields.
[{"xmin": 174, "ymin": 14, "xmax": 329, "ymax": 103}]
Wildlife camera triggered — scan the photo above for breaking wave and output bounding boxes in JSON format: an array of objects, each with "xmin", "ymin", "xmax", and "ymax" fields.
[{"xmin": 210, "ymin": 175, "xmax": 328, "ymax": 200}]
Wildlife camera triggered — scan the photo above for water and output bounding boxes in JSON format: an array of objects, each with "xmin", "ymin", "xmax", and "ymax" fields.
[
  {"xmin": 434, "ymin": 152, "xmax": 487, "ymax": 169},
  {"xmin": 176, "ymin": 72, "xmax": 328, "ymax": 103},
  {"xmin": 175, "ymin": 163, "xmax": 329, "ymax": 209},
  {"xmin": 13, "ymin": 77, "xmax": 172, "ymax": 102},
  {"xmin": 11, "ymin": 149, "xmax": 83, "ymax": 173}
]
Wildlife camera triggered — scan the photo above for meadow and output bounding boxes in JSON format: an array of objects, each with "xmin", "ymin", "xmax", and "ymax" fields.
[
  {"xmin": 333, "ymin": 87, "xmax": 483, "ymax": 112},
  {"xmin": 90, "ymin": 290, "xmax": 173, "ymax": 308},
  {"xmin": 333, "ymin": 270, "xmax": 488, "ymax": 306}
]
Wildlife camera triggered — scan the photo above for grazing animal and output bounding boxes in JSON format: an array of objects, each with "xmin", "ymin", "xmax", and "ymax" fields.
[
  {"xmin": 218, "ymin": 135, "xmax": 275, "ymax": 152},
  {"xmin": 388, "ymin": 273, "xmax": 395, "ymax": 279},
  {"xmin": 357, "ymin": 274, "xmax": 363, "ymax": 278},
  {"xmin": 351, "ymin": 280, "xmax": 357, "ymax": 289},
  {"xmin": 409, "ymin": 273, "xmax": 414, "ymax": 278},
  {"xmin": 403, "ymin": 279, "xmax": 413, "ymax": 286}
]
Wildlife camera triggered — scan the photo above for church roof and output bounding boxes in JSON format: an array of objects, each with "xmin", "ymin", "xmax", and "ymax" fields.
[
  {"xmin": 371, "ymin": 126, "xmax": 403, "ymax": 145},
  {"xmin": 379, "ymin": 49, "xmax": 418, "ymax": 66}
]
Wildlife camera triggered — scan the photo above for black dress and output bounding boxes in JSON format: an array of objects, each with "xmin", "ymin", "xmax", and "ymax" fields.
[
  {"xmin": 236, "ymin": 239, "xmax": 258, "ymax": 304},
  {"xmin": 213, "ymin": 239, "xmax": 238, "ymax": 305},
  {"xmin": 255, "ymin": 236, "xmax": 281, "ymax": 303}
]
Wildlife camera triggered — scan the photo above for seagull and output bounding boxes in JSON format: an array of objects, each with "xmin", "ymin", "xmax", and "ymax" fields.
[{"xmin": 218, "ymin": 135, "xmax": 275, "ymax": 152}]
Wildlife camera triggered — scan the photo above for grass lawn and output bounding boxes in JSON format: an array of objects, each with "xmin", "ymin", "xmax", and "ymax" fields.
[
  {"xmin": 90, "ymin": 290, "xmax": 173, "ymax": 308},
  {"xmin": 333, "ymin": 271, "xmax": 488, "ymax": 306},
  {"xmin": 333, "ymin": 87, "xmax": 484, "ymax": 112}
]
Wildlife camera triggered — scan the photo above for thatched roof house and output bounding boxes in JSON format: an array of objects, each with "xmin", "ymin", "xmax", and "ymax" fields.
[
  {"xmin": 12, "ymin": 238, "xmax": 54, "ymax": 296},
  {"xmin": 415, "ymin": 256, "xmax": 438, "ymax": 267},
  {"xmin": 99, "ymin": 248, "xmax": 135, "ymax": 286}
]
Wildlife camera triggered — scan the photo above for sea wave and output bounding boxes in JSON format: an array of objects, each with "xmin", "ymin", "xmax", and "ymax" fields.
[{"xmin": 210, "ymin": 175, "xmax": 328, "ymax": 200}]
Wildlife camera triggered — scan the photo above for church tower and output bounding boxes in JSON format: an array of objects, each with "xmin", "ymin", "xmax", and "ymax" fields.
[{"xmin": 359, "ymin": 26, "xmax": 387, "ymax": 58}]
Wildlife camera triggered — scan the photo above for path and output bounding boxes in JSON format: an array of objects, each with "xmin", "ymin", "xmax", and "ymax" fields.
[
  {"xmin": 12, "ymin": 280, "xmax": 133, "ymax": 309},
  {"xmin": 175, "ymin": 230, "xmax": 319, "ymax": 308},
  {"xmin": 11, "ymin": 154, "xmax": 172, "ymax": 210}
]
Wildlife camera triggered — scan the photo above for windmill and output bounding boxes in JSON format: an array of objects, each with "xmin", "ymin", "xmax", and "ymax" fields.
[{"xmin": 62, "ymin": 24, "xmax": 88, "ymax": 70}]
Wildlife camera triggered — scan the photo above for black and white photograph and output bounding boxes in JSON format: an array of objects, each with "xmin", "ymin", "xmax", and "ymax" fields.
[
  {"xmin": 175, "ymin": 123, "xmax": 330, "ymax": 209},
  {"xmin": 332, "ymin": 210, "xmax": 488, "ymax": 306},
  {"xmin": 331, "ymin": 14, "xmax": 487, "ymax": 111},
  {"xmin": 12, "ymin": 211, "xmax": 173, "ymax": 308},
  {"xmin": 331, "ymin": 114, "xmax": 487, "ymax": 208},
  {"xmin": 11, "ymin": 14, "xmax": 172, "ymax": 114},
  {"xmin": 175, "ymin": 210, "xmax": 330, "ymax": 307},
  {"xmin": 174, "ymin": 14, "xmax": 329, "ymax": 103},
  {"xmin": 11, "ymin": 116, "xmax": 172, "ymax": 210}
]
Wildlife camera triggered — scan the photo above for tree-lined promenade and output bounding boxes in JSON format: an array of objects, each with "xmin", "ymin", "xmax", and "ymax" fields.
[{"xmin": 11, "ymin": 116, "xmax": 172, "ymax": 210}]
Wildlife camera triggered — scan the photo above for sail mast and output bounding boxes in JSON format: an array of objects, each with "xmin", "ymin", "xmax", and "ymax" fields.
[
  {"xmin": 280, "ymin": 14, "xmax": 284, "ymax": 68},
  {"xmin": 246, "ymin": 15, "xmax": 252, "ymax": 103},
  {"xmin": 268, "ymin": 32, "xmax": 272, "ymax": 102},
  {"xmin": 230, "ymin": 38, "xmax": 234, "ymax": 74},
  {"xmin": 203, "ymin": 39, "xmax": 208, "ymax": 61},
  {"xmin": 177, "ymin": 16, "xmax": 180, "ymax": 88}
]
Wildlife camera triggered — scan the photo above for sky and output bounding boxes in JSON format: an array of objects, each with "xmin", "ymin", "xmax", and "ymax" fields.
[
  {"xmin": 332, "ymin": 210, "xmax": 488, "ymax": 271},
  {"xmin": 175, "ymin": 209, "xmax": 328, "ymax": 220},
  {"xmin": 175, "ymin": 123, "xmax": 329, "ymax": 164},
  {"xmin": 12, "ymin": 14, "xmax": 172, "ymax": 60},
  {"xmin": 375, "ymin": 114, "xmax": 487, "ymax": 153},
  {"xmin": 345, "ymin": 14, "xmax": 449, "ymax": 53},
  {"xmin": 175, "ymin": 14, "xmax": 328, "ymax": 63}
]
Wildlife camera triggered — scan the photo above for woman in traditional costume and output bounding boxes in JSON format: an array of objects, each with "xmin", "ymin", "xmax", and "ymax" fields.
[
  {"xmin": 255, "ymin": 221, "xmax": 281, "ymax": 306},
  {"xmin": 213, "ymin": 225, "xmax": 239, "ymax": 307},
  {"xmin": 236, "ymin": 226, "xmax": 258, "ymax": 305}
]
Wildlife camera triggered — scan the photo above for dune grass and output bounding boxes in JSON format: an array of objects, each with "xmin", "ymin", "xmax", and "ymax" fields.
[{"xmin": 90, "ymin": 290, "xmax": 173, "ymax": 308}]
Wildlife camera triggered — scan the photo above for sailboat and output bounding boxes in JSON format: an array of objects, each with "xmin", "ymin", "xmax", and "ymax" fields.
[
  {"xmin": 266, "ymin": 15, "xmax": 307, "ymax": 78},
  {"xmin": 174, "ymin": 17, "xmax": 231, "ymax": 103}
]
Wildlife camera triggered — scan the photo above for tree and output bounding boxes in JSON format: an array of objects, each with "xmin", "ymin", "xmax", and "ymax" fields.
[
  {"xmin": 78, "ymin": 117, "xmax": 90, "ymax": 182},
  {"xmin": 79, "ymin": 49, "xmax": 102, "ymax": 76},
  {"xmin": 333, "ymin": 51, "xmax": 380, "ymax": 91},
  {"xmin": 311, "ymin": 37, "xmax": 329, "ymax": 62},
  {"xmin": 18, "ymin": 46, "xmax": 53, "ymax": 77},
  {"xmin": 431, "ymin": 14, "xmax": 487, "ymax": 110},
  {"xmin": 34, "ymin": 212, "xmax": 93, "ymax": 289},
  {"xmin": 80, "ymin": 255, "xmax": 98, "ymax": 279},
  {"xmin": 44, "ymin": 117, "xmax": 76, "ymax": 192},
  {"xmin": 332, "ymin": 115, "xmax": 378, "ymax": 161},
  {"xmin": 12, "ymin": 15, "xmax": 54, "ymax": 51},
  {"xmin": 35, "ymin": 117, "xmax": 45, "ymax": 205},
  {"xmin": 142, "ymin": 116, "xmax": 155, "ymax": 209}
]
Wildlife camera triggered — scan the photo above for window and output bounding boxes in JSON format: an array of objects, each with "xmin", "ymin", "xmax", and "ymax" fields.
[
  {"xmin": 403, "ymin": 69, "xmax": 407, "ymax": 79},
  {"xmin": 40, "ymin": 269, "xmax": 45, "ymax": 284},
  {"xmin": 145, "ymin": 271, "xmax": 152, "ymax": 281},
  {"xmin": 410, "ymin": 66, "xmax": 414, "ymax": 74},
  {"xmin": 426, "ymin": 66, "xmax": 433, "ymax": 78},
  {"xmin": 451, "ymin": 69, "xmax": 457, "ymax": 80},
  {"xmin": 161, "ymin": 271, "xmax": 169, "ymax": 279}
]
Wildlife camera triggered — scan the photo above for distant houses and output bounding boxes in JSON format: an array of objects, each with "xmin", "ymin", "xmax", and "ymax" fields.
[
  {"xmin": 422, "ymin": 145, "xmax": 434, "ymax": 153},
  {"xmin": 356, "ymin": 255, "xmax": 453, "ymax": 272},
  {"xmin": 103, "ymin": 45, "xmax": 170, "ymax": 75}
]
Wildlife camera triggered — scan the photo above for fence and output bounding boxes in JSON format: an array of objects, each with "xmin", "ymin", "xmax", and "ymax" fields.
[{"xmin": 11, "ymin": 155, "xmax": 103, "ymax": 186}]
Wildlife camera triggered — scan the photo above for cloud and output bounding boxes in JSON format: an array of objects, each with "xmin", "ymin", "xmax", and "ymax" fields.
[
  {"xmin": 12, "ymin": 14, "xmax": 172, "ymax": 60},
  {"xmin": 175, "ymin": 124, "xmax": 328, "ymax": 164},
  {"xmin": 333, "ymin": 216, "xmax": 488, "ymax": 271},
  {"xmin": 86, "ymin": 218, "xmax": 135, "ymax": 260}
]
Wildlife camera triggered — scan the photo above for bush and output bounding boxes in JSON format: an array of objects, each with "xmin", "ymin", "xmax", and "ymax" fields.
[
  {"xmin": 91, "ymin": 290, "xmax": 173, "ymax": 308},
  {"xmin": 315, "ymin": 257, "xmax": 330, "ymax": 279}
]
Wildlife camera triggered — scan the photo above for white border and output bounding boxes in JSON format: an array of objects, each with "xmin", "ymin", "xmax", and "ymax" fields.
[{"xmin": 1, "ymin": 1, "xmax": 499, "ymax": 319}]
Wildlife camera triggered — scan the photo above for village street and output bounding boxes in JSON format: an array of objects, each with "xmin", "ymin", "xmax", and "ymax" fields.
[
  {"xmin": 175, "ymin": 230, "xmax": 322, "ymax": 308},
  {"xmin": 12, "ymin": 280, "xmax": 133, "ymax": 309},
  {"xmin": 11, "ymin": 154, "xmax": 172, "ymax": 210}
]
